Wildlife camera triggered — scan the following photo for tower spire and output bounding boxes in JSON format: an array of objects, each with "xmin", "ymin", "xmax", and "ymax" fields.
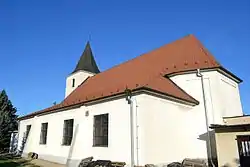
[{"xmin": 72, "ymin": 41, "xmax": 100, "ymax": 74}]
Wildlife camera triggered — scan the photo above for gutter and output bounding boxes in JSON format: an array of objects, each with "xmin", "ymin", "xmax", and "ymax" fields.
[
  {"xmin": 167, "ymin": 67, "xmax": 242, "ymax": 84},
  {"xmin": 18, "ymin": 87, "xmax": 198, "ymax": 121}
]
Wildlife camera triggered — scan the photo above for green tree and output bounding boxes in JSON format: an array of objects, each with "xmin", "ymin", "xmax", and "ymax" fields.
[{"xmin": 0, "ymin": 90, "xmax": 18, "ymax": 152}]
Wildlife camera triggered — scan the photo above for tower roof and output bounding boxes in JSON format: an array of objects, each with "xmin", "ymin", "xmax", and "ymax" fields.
[{"xmin": 72, "ymin": 42, "xmax": 100, "ymax": 74}]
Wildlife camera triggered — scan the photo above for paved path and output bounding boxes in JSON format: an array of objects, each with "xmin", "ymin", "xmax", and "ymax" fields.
[{"xmin": 31, "ymin": 159, "xmax": 66, "ymax": 167}]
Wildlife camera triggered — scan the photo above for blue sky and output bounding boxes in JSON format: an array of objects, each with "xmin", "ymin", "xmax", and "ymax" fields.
[{"xmin": 0, "ymin": 0, "xmax": 249, "ymax": 116}]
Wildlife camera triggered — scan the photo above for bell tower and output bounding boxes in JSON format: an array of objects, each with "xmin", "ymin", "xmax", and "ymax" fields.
[{"xmin": 65, "ymin": 42, "xmax": 100, "ymax": 97}]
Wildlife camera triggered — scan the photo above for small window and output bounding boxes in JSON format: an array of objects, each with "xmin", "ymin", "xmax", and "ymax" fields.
[
  {"xmin": 40, "ymin": 123, "xmax": 48, "ymax": 144},
  {"xmin": 93, "ymin": 114, "xmax": 108, "ymax": 147},
  {"xmin": 72, "ymin": 79, "xmax": 75, "ymax": 87},
  {"xmin": 26, "ymin": 125, "xmax": 31, "ymax": 139},
  {"xmin": 62, "ymin": 119, "xmax": 74, "ymax": 145}
]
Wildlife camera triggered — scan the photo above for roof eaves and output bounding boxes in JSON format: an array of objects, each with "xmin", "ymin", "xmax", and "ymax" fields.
[
  {"xmin": 18, "ymin": 84, "xmax": 199, "ymax": 121},
  {"xmin": 142, "ymin": 85, "xmax": 199, "ymax": 106},
  {"xmin": 140, "ymin": 86, "xmax": 199, "ymax": 106},
  {"xmin": 168, "ymin": 79, "xmax": 199, "ymax": 104},
  {"xmin": 218, "ymin": 66, "xmax": 242, "ymax": 83},
  {"xmin": 143, "ymin": 75, "xmax": 199, "ymax": 105},
  {"xmin": 18, "ymin": 102, "xmax": 83, "ymax": 121},
  {"xmin": 166, "ymin": 68, "xmax": 216, "ymax": 78},
  {"xmin": 223, "ymin": 115, "xmax": 250, "ymax": 119},
  {"xmin": 210, "ymin": 124, "xmax": 250, "ymax": 129},
  {"xmin": 166, "ymin": 67, "xmax": 242, "ymax": 83}
]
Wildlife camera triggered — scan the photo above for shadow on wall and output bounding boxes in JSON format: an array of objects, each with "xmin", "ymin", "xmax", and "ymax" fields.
[
  {"xmin": 198, "ymin": 130, "xmax": 218, "ymax": 167},
  {"xmin": 234, "ymin": 158, "xmax": 240, "ymax": 167},
  {"xmin": 221, "ymin": 159, "xmax": 240, "ymax": 167},
  {"xmin": 16, "ymin": 131, "xmax": 28, "ymax": 156},
  {"xmin": 66, "ymin": 124, "xmax": 79, "ymax": 166}
]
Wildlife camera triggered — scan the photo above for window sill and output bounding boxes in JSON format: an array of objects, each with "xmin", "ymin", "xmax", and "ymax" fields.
[{"xmin": 92, "ymin": 145, "xmax": 108, "ymax": 147}]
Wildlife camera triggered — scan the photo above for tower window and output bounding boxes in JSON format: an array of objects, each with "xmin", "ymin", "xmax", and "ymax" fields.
[{"xmin": 72, "ymin": 79, "xmax": 75, "ymax": 87}]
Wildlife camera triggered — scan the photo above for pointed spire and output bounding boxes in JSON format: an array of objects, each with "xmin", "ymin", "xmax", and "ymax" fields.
[{"xmin": 72, "ymin": 41, "xmax": 100, "ymax": 74}]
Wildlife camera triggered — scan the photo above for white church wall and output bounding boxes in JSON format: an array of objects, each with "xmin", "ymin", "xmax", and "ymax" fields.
[
  {"xmin": 19, "ymin": 108, "xmax": 80, "ymax": 164},
  {"xmin": 170, "ymin": 70, "xmax": 243, "ymax": 125},
  {"xmin": 18, "ymin": 97, "xmax": 133, "ymax": 167},
  {"xmin": 17, "ymin": 70, "xmax": 243, "ymax": 166},
  {"xmin": 137, "ymin": 94, "xmax": 209, "ymax": 165},
  {"xmin": 67, "ymin": 98, "xmax": 132, "ymax": 167},
  {"xmin": 17, "ymin": 118, "xmax": 34, "ymax": 153},
  {"xmin": 65, "ymin": 70, "xmax": 94, "ymax": 97},
  {"xmin": 19, "ymin": 93, "xmax": 204, "ymax": 167},
  {"xmin": 218, "ymin": 72, "xmax": 243, "ymax": 117}
]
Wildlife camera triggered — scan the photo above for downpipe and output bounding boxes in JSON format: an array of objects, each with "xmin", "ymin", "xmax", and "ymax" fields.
[
  {"xmin": 134, "ymin": 98, "xmax": 139, "ymax": 166},
  {"xmin": 126, "ymin": 89, "xmax": 140, "ymax": 167},
  {"xmin": 126, "ymin": 93, "xmax": 135, "ymax": 167},
  {"xmin": 196, "ymin": 69, "xmax": 216, "ymax": 167}
]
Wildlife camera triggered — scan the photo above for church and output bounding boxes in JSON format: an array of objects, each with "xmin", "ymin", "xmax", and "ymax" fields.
[{"xmin": 17, "ymin": 35, "xmax": 244, "ymax": 167}]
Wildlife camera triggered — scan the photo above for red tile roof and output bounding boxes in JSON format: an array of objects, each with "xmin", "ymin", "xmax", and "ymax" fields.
[{"xmin": 19, "ymin": 35, "xmax": 238, "ymax": 120}]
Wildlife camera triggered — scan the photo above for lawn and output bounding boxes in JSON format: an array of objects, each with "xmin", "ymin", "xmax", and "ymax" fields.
[{"xmin": 0, "ymin": 154, "xmax": 40, "ymax": 167}]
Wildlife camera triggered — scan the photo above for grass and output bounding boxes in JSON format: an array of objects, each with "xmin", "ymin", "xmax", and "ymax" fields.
[{"xmin": 0, "ymin": 154, "xmax": 40, "ymax": 167}]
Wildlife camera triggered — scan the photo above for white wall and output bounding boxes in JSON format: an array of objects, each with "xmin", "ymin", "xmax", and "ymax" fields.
[
  {"xmin": 218, "ymin": 73, "xmax": 243, "ymax": 117},
  {"xmin": 18, "ymin": 97, "xmax": 133, "ymax": 167},
  {"xmin": 170, "ymin": 70, "xmax": 243, "ymax": 125},
  {"xmin": 65, "ymin": 70, "xmax": 94, "ymax": 97},
  {"xmin": 137, "ymin": 94, "xmax": 208, "ymax": 165},
  {"xmin": 17, "ymin": 118, "xmax": 34, "ymax": 153},
  {"xmin": 18, "ymin": 70, "xmax": 243, "ymax": 167},
  {"xmin": 19, "ymin": 93, "xmax": 209, "ymax": 167}
]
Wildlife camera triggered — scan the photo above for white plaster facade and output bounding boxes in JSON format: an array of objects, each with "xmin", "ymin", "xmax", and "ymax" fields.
[
  {"xmin": 17, "ymin": 70, "xmax": 243, "ymax": 167},
  {"xmin": 65, "ymin": 70, "xmax": 94, "ymax": 97},
  {"xmin": 170, "ymin": 70, "xmax": 243, "ymax": 124}
]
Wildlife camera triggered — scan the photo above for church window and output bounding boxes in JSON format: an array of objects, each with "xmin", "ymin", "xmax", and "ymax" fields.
[
  {"xmin": 40, "ymin": 122, "xmax": 48, "ymax": 144},
  {"xmin": 26, "ymin": 125, "xmax": 31, "ymax": 139},
  {"xmin": 93, "ymin": 113, "xmax": 108, "ymax": 147},
  {"xmin": 62, "ymin": 119, "xmax": 74, "ymax": 145}
]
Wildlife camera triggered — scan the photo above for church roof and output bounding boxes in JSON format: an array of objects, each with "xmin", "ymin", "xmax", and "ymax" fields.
[
  {"xmin": 19, "ymin": 35, "xmax": 241, "ymax": 120},
  {"xmin": 72, "ymin": 42, "xmax": 100, "ymax": 74}
]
